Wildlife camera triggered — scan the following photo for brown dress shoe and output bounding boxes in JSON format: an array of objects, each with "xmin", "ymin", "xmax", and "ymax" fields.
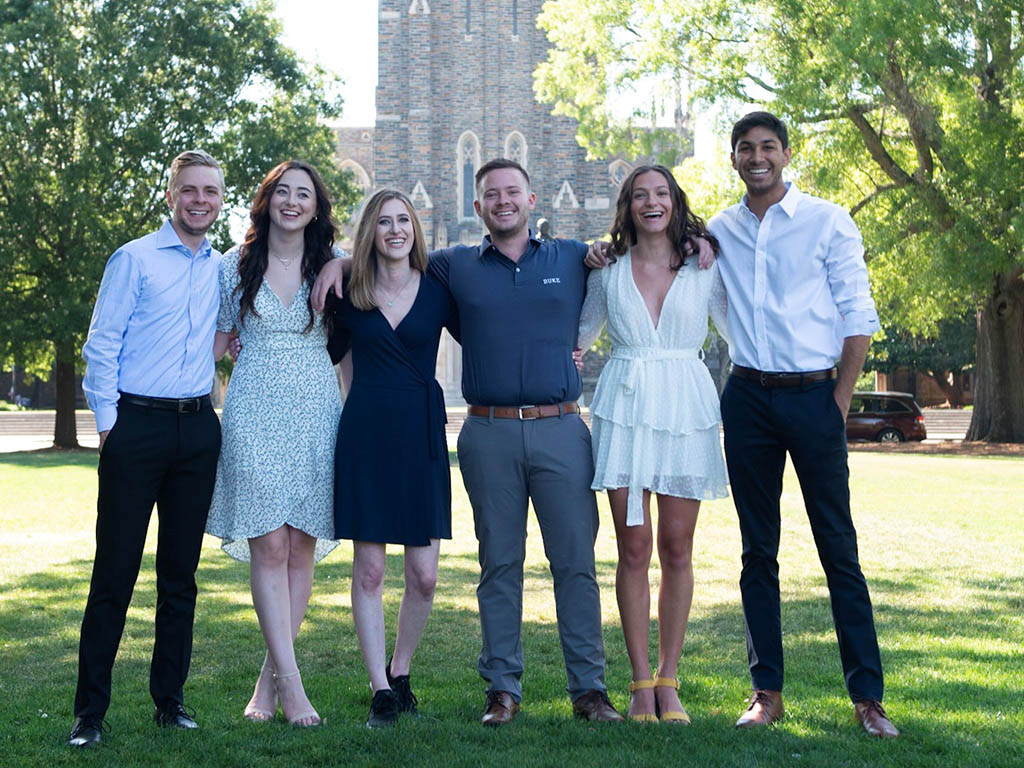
[
  {"xmin": 855, "ymin": 700, "xmax": 899, "ymax": 738},
  {"xmin": 481, "ymin": 691, "xmax": 519, "ymax": 727},
  {"xmin": 572, "ymin": 690, "xmax": 625, "ymax": 722},
  {"xmin": 735, "ymin": 690, "xmax": 783, "ymax": 728}
]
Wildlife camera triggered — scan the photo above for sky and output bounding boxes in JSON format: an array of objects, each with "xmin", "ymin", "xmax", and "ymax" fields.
[
  {"xmin": 275, "ymin": 1, "xmax": 378, "ymax": 127},
  {"xmin": 271, "ymin": 2, "xmax": 723, "ymax": 155}
]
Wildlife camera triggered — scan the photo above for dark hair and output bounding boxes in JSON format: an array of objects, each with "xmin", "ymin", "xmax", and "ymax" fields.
[
  {"xmin": 474, "ymin": 158, "xmax": 531, "ymax": 192},
  {"xmin": 234, "ymin": 161, "xmax": 338, "ymax": 333},
  {"xmin": 730, "ymin": 111, "xmax": 789, "ymax": 151},
  {"xmin": 608, "ymin": 165, "xmax": 718, "ymax": 270}
]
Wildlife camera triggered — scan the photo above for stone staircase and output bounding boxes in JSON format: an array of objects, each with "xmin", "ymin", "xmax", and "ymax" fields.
[{"xmin": 922, "ymin": 408, "xmax": 972, "ymax": 438}]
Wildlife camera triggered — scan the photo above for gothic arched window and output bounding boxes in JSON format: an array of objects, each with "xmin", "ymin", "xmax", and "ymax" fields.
[
  {"xmin": 609, "ymin": 159, "xmax": 633, "ymax": 188},
  {"xmin": 504, "ymin": 131, "xmax": 527, "ymax": 171},
  {"xmin": 457, "ymin": 130, "xmax": 481, "ymax": 221}
]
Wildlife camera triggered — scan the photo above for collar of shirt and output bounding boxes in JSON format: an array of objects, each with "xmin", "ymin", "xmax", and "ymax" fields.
[
  {"xmin": 477, "ymin": 230, "xmax": 543, "ymax": 260},
  {"xmin": 739, "ymin": 181, "xmax": 802, "ymax": 223},
  {"xmin": 155, "ymin": 218, "xmax": 214, "ymax": 259}
]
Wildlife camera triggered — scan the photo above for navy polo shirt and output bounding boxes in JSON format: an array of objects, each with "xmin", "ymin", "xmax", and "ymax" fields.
[{"xmin": 429, "ymin": 233, "xmax": 589, "ymax": 406}]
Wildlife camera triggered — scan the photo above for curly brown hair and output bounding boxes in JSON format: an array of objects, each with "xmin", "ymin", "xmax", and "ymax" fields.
[{"xmin": 608, "ymin": 165, "xmax": 718, "ymax": 270}]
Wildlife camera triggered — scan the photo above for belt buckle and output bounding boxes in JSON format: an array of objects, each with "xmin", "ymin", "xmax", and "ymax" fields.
[
  {"xmin": 178, "ymin": 398, "xmax": 197, "ymax": 413},
  {"xmin": 518, "ymin": 406, "xmax": 539, "ymax": 420},
  {"xmin": 759, "ymin": 371, "xmax": 767, "ymax": 387}
]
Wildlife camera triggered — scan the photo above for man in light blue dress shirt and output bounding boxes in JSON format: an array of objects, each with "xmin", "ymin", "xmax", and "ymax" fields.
[
  {"xmin": 710, "ymin": 112, "xmax": 898, "ymax": 738},
  {"xmin": 69, "ymin": 150, "xmax": 224, "ymax": 748}
]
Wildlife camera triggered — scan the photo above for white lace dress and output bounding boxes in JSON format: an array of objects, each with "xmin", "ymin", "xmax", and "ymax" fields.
[{"xmin": 578, "ymin": 252, "xmax": 729, "ymax": 526}]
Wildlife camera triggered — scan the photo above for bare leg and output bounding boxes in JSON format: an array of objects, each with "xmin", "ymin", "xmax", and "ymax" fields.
[
  {"xmin": 390, "ymin": 540, "xmax": 440, "ymax": 676},
  {"xmin": 352, "ymin": 541, "xmax": 389, "ymax": 692},
  {"xmin": 609, "ymin": 487, "xmax": 655, "ymax": 717},
  {"xmin": 653, "ymin": 495, "xmax": 700, "ymax": 717},
  {"xmin": 249, "ymin": 525, "xmax": 319, "ymax": 726},
  {"xmin": 245, "ymin": 529, "xmax": 316, "ymax": 720}
]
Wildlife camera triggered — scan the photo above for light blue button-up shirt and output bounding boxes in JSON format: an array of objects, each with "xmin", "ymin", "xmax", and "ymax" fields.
[
  {"xmin": 708, "ymin": 183, "xmax": 880, "ymax": 373},
  {"xmin": 82, "ymin": 219, "xmax": 221, "ymax": 432}
]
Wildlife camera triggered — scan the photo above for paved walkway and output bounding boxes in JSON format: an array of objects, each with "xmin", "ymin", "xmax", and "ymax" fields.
[{"xmin": 0, "ymin": 407, "xmax": 971, "ymax": 453}]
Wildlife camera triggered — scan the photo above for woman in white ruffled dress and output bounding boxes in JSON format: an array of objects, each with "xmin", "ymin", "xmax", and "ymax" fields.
[{"xmin": 578, "ymin": 165, "xmax": 728, "ymax": 724}]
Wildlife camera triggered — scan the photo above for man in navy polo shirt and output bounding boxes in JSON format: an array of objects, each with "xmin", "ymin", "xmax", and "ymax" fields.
[
  {"xmin": 434, "ymin": 159, "xmax": 622, "ymax": 725},
  {"xmin": 313, "ymin": 159, "xmax": 622, "ymax": 725}
]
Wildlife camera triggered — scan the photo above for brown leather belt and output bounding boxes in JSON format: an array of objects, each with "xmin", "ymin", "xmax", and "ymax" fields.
[
  {"xmin": 119, "ymin": 392, "xmax": 210, "ymax": 413},
  {"xmin": 467, "ymin": 402, "xmax": 580, "ymax": 420},
  {"xmin": 730, "ymin": 365, "xmax": 837, "ymax": 388}
]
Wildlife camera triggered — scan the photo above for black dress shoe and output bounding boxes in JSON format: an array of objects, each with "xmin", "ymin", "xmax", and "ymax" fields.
[
  {"xmin": 68, "ymin": 716, "xmax": 106, "ymax": 747},
  {"xmin": 154, "ymin": 703, "xmax": 198, "ymax": 729},
  {"xmin": 386, "ymin": 658, "xmax": 418, "ymax": 714},
  {"xmin": 366, "ymin": 689, "xmax": 399, "ymax": 728}
]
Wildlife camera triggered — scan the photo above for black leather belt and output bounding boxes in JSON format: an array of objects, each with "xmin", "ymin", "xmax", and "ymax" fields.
[
  {"xmin": 730, "ymin": 365, "xmax": 837, "ymax": 388},
  {"xmin": 119, "ymin": 392, "xmax": 209, "ymax": 413}
]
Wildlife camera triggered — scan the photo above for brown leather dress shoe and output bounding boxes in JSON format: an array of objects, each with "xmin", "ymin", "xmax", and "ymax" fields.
[
  {"xmin": 735, "ymin": 690, "xmax": 783, "ymax": 728},
  {"xmin": 481, "ymin": 690, "xmax": 519, "ymax": 727},
  {"xmin": 572, "ymin": 690, "xmax": 625, "ymax": 722},
  {"xmin": 855, "ymin": 700, "xmax": 899, "ymax": 738}
]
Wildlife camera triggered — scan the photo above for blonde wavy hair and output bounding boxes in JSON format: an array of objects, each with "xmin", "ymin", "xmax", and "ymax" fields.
[{"xmin": 348, "ymin": 189, "xmax": 428, "ymax": 311}]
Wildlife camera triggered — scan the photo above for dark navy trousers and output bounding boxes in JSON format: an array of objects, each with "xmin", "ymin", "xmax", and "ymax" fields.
[{"xmin": 720, "ymin": 375, "xmax": 884, "ymax": 702}]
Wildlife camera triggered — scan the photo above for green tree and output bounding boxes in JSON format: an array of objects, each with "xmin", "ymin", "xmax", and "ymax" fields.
[
  {"xmin": 0, "ymin": 0, "xmax": 359, "ymax": 447},
  {"xmin": 868, "ymin": 315, "xmax": 977, "ymax": 407},
  {"xmin": 536, "ymin": 0, "xmax": 1024, "ymax": 442}
]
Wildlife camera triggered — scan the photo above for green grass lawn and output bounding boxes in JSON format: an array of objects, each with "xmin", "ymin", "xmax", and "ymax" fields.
[{"xmin": 1, "ymin": 449, "xmax": 1021, "ymax": 767}]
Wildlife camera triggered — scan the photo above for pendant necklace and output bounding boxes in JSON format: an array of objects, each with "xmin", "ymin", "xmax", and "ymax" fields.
[
  {"xmin": 271, "ymin": 251, "xmax": 299, "ymax": 270},
  {"xmin": 377, "ymin": 270, "xmax": 416, "ymax": 307}
]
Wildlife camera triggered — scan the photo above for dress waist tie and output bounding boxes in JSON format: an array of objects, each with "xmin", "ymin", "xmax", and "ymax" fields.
[{"xmin": 608, "ymin": 346, "xmax": 701, "ymax": 526}]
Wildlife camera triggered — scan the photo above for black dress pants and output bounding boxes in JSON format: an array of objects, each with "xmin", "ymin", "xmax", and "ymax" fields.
[
  {"xmin": 720, "ymin": 375, "xmax": 884, "ymax": 702},
  {"xmin": 73, "ymin": 398, "xmax": 220, "ymax": 719}
]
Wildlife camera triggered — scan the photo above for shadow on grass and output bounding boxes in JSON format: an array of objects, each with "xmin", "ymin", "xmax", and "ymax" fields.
[{"xmin": 2, "ymin": 548, "xmax": 1023, "ymax": 768}]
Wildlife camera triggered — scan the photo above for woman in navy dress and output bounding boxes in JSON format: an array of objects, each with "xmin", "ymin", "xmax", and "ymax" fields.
[{"xmin": 329, "ymin": 189, "xmax": 454, "ymax": 727}]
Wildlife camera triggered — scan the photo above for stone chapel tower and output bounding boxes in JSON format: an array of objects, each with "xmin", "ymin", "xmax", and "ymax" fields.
[
  {"xmin": 338, "ymin": 0, "xmax": 635, "ymax": 246},
  {"xmin": 335, "ymin": 0, "xmax": 690, "ymax": 402}
]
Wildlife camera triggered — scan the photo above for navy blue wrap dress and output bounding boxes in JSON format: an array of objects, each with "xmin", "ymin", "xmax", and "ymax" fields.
[{"xmin": 329, "ymin": 273, "xmax": 455, "ymax": 546}]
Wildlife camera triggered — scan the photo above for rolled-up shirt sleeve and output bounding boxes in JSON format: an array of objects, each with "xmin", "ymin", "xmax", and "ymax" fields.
[
  {"xmin": 82, "ymin": 249, "xmax": 141, "ymax": 432},
  {"xmin": 826, "ymin": 210, "xmax": 880, "ymax": 338}
]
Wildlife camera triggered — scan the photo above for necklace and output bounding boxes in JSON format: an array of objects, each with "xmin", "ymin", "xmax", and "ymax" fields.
[
  {"xmin": 270, "ymin": 251, "xmax": 300, "ymax": 270},
  {"xmin": 376, "ymin": 270, "xmax": 417, "ymax": 308}
]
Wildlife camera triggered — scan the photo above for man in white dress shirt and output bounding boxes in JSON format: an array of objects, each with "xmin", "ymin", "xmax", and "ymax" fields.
[{"xmin": 709, "ymin": 111, "xmax": 898, "ymax": 738}]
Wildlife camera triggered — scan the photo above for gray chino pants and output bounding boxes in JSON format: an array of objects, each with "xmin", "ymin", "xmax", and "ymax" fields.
[{"xmin": 457, "ymin": 411, "xmax": 606, "ymax": 702}]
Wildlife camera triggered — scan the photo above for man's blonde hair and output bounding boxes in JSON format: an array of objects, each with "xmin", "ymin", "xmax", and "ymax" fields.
[{"xmin": 168, "ymin": 149, "xmax": 224, "ymax": 191}]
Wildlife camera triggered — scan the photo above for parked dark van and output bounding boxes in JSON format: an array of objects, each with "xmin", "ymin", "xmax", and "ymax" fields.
[{"xmin": 846, "ymin": 392, "xmax": 927, "ymax": 442}]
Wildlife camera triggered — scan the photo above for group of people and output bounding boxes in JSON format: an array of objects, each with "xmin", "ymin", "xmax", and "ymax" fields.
[{"xmin": 69, "ymin": 110, "xmax": 899, "ymax": 748}]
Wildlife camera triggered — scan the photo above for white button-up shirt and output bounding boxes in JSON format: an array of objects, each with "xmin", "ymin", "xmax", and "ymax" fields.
[{"xmin": 708, "ymin": 183, "xmax": 879, "ymax": 373}]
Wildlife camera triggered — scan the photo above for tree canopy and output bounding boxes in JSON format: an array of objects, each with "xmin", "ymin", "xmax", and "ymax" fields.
[
  {"xmin": 0, "ymin": 0, "xmax": 360, "ymax": 446},
  {"xmin": 536, "ymin": 0, "xmax": 1024, "ymax": 441}
]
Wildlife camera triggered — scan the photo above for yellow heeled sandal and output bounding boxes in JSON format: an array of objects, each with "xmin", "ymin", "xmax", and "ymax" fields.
[
  {"xmin": 654, "ymin": 677, "xmax": 691, "ymax": 725},
  {"xmin": 628, "ymin": 679, "xmax": 658, "ymax": 723}
]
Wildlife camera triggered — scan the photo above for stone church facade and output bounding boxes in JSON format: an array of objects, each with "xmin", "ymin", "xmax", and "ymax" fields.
[{"xmin": 335, "ymin": 0, "xmax": 690, "ymax": 403}]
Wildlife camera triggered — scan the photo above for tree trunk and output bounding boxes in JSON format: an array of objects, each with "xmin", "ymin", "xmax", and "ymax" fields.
[
  {"xmin": 53, "ymin": 341, "xmax": 80, "ymax": 449},
  {"xmin": 926, "ymin": 370, "xmax": 963, "ymax": 408},
  {"xmin": 966, "ymin": 270, "xmax": 1024, "ymax": 442}
]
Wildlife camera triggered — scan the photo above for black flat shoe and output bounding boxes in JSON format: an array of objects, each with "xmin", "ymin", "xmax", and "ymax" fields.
[
  {"xmin": 68, "ymin": 716, "xmax": 106, "ymax": 747},
  {"xmin": 154, "ymin": 703, "xmax": 198, "ymax": 729},
  {"xmin": 366, "ymin": 689, "xmax": 399, "ymax": 728},
  {"xmin": 386, "ymin": 658, "xmax": 419, "ymax": 714}
]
